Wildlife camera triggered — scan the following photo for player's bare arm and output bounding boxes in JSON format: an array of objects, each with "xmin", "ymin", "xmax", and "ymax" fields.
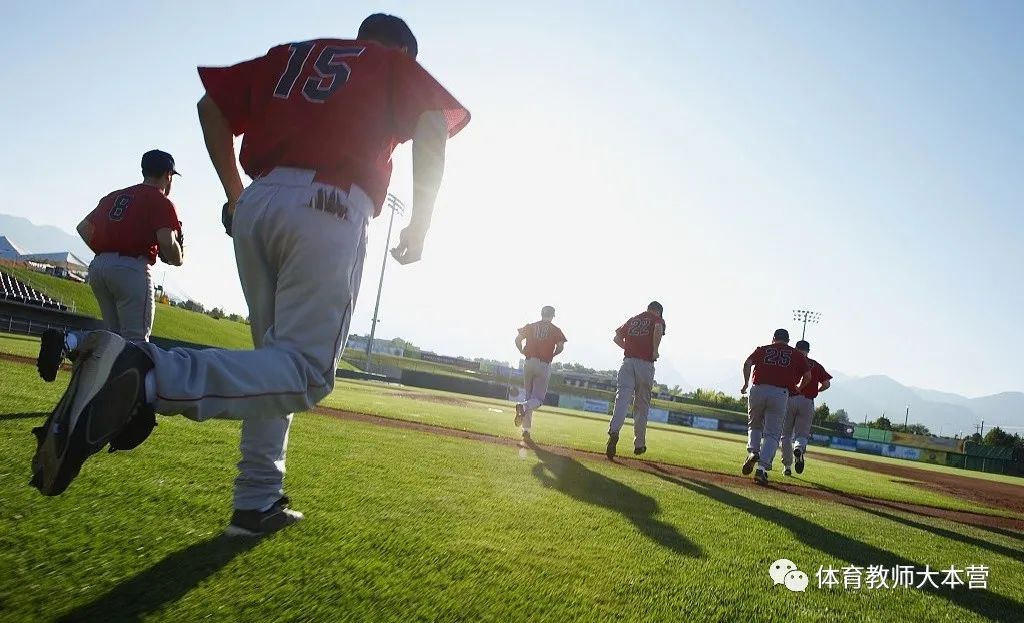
[
  {"xmin": 197, "ymin": 95, "xmax": 244, "ymax": 213},
  {"xmin": 76, "ymin": 219, "xmax": 97, "ymax": 253},
  {"xmin": 818, "ymin": 379, "xmax": 831, "ymax": 392},
  {"xmin": 156, "ymin": 228, "xmax": 184, "ymax": 266},
  {"xmin": 741, "ymin": 359, "xmax": 753, "ymax": 394},
  {"xmin": 652, "ymin": 324, "xmax": 664, "ymax": 361},
  {"xmin": 515, "ymin": 334, "xmax": 526, "ymax": 355},
  {"xmin": 553, "ymin": 341, "xmax": 565, "ymax": 358},
  {"xmin": 392, "ymin": 111, "xmax": 448, "ymax": 265},
  {"xmin": 613, "ymin": 333, "xmax": 627, "ymax": 350}
]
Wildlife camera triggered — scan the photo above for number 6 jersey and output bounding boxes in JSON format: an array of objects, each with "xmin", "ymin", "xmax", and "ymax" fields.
[{"xmin": 198, "ymin": 39, "xmax": 470, "ymax": 216}]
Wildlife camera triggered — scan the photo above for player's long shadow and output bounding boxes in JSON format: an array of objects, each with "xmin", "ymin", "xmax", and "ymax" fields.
[
  {"xmin": 805, "ymin": 480, "xmax": 1024, "ymax": 563},
  {"xmin": 529, "ymin": 442, "xmax": 701, "ymax": 558},
  {"xmin": 58, "ymin": 535, "xmax": 258, "ymax": 623},
  {"xmin": 0, "ymin": 411, "xmax": 48, "ymax": 421},
  {"xmin": 646, "ymin": 465, "xmax": 1024, "ymax": 620}
]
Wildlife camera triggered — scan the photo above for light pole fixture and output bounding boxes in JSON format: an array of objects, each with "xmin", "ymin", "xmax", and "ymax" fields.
[{"xmin": 792, "ymin": 309, "xmax": 822, "ymax": 341}]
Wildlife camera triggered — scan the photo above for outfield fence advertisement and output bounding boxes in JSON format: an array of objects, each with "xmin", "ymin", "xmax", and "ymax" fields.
[
  {"xmin": 583, "ymin": 398, "xmax": 610, "ymax": 414},
  {"xmin": 419, "ymin": 352, "xmax": 481, "ymax": 371},
  {"xmin": 856, "ymin": 440, "xmax": 886, "ymax": 455},
  {"xmin": 718, "ymin": 421, "xmax": 747, "ymax": 433},
  {"xmin": 692, "ymin": 416, "xmax": 719, "ymax": 430},
  {"xmin": 830, "ymin": 437, "xmax": 858, "ymax": 451},
  {"xmin": 882, "ymin": 444, "xmax": 921, "ymax": 460},
  {"xmin": 558, "ymin": 395, "xmax": 587, "ymax": 410},
  {"xmin": 648, "ymin": 408, "xmax": 669, "ymax": 423}
]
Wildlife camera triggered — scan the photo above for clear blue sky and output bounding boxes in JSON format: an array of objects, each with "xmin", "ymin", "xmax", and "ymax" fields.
[{"xmin": 1, "ymin": 1, "xmax": 1021, "ymax": 397}]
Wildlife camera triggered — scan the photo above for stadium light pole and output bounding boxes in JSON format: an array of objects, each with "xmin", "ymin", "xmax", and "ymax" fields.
[
  {"xmin": 366, "ymin": 193, "xmax": 405, "ymax": 366},
  {"xmin": 792, "ymin": 309, "xmax": 822, "ymax": 341}
]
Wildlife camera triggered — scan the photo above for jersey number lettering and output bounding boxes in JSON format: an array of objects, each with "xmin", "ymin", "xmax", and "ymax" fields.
[
  {"xmin": 274, "ymin": 42, "xmax": 365, "ymax": 103},
  {"xmin": 627, "ymin": 318, "xmax": 652, "ymax": 337},
  {"xmin": 109, "ymin": 194, "xmax": 132, "ymax": 222},
  {"xmin": 763, "ymin": 348, "xmax": 792, "ymax": 367},
  {"xmin": 534, "ymin": 325, "xmax": 551, "ymax": 340}
]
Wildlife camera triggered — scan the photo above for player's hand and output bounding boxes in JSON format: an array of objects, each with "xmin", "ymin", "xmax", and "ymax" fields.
[
  {"xmin": 391, "ymin": 224, "xmax": 428, "ymax": 265},
  {"xmin": 221, "ymin": 200, "xmax": 235, "ymax": 238},
  {"xmin": 740, "ymin": 384, "xmax": 749, "ymax": 395}
]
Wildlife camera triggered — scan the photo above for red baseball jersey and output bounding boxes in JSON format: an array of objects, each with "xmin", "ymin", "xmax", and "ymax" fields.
[
  {"xmin": 748, "ymin": 343, "xmax": 810, "ymax": 388},
  {"xmin": 518, "ymin": 321, "xmax": 567, "ymax": 363},
  {"xmin": 791, "ymin": 358, "xmax": 832, "ymax": 399},
  {"xmin": 197, "ymin": 39, "xmax": 470, "ymax": 215},
  {"xmin": 86, "ymin": 184, "xmax": 181, "ymax": 265},
  {"xmin": 616, "ymin": 311, "xmax": 666, "ymax": 362}
]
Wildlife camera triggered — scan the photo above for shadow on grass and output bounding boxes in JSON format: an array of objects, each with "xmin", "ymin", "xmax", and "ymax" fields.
[
  {"xmin": 58, "ymin": 535, "xmax": 257, "ymax": 623},
  {"xmin": 647, "ymin": 464, "xmax": 1024, "ymax": 621},
  {"xmin": 0, "ymin": 411, "xmax": 48, "ymax": 421},
  {"xmin": 978, "ymin": 524, "xmax": 1024, "ymax": 543},
  {"xmin": 529, "ymin": 442, "xmax": 701, "ymax": 558}
]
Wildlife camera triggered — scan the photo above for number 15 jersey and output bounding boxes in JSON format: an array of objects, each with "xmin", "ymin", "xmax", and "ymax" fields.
[{"xmin": 198, "ymin": 39, "xmax": 471, "ymax": 216}]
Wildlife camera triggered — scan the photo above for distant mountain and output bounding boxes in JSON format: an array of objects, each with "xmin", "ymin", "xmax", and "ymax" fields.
[{"xmin": 0, "ymin": 214, "xmax": 92, "ymax": 260}]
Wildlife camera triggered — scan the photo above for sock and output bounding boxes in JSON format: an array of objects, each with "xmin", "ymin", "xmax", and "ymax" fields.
[
  {"xmin": 144, "ymin": 371, "xmax": 156, "ymax": 404},
  {"xmin": 64, "ymin": 332, "xmax": 79, "ymax": 352}
]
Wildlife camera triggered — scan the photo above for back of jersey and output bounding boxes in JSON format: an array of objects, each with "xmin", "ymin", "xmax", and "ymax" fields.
[{"xmin": 199, "ymin": 39, "xmax": 469, "ymax": 212}]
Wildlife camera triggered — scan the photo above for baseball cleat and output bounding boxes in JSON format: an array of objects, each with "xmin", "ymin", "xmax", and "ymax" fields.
[
  {"xmin": 741, "ymin": 452, "xmax": 759, "ymax": 476},
  {"xmin": 633, "ymin": 446, "xmax": 647, "ymax": 456},
  {"xmin": 521, "ymin": 430, "xmax": 532, "ymax": 444},
  {"xmin": 30, "ymin": 331, "xmax": 154, "ymax": 496},
  {"xmin": 783, "ymin": 467, "xmax": 793, "ymax": 477},
  {"xmin": 794, "ymin": 448, "xmax": 805, "ymax": 474},
  {"xmin": 37, "ymin": 329, "xmax": 67, "ymax": 382},
  {"xmin": 226, "ymin": 496, "xmax": 304, "ymax": 537},
  {"xmin": 754, "ymin": 466, "xmax": 769, "ymax": 485},
  {"xmin": 514, "ymin": 403, "xmax": 525, "ymax": 427},
  {"xmin": 606, "ymin": 432, "xmax": 619, "ymax": 460}
]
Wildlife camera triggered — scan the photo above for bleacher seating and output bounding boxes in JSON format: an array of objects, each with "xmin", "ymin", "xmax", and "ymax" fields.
[{"xmin": 0, "ymin": 271, "xmax": 68, "ymax": 311}]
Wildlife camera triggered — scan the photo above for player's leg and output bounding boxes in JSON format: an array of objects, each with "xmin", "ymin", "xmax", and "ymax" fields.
[
  {"xmin": 523, "ymin": 362, "xmax": 550, "ymax": 436},
  {"xmin": 88, "ymin": 255, "xmax": 121, "ymax": 334},
  {"xmin": 607, "ymin": 359, "xmax": 633, "ymax": 458},
  {"xmin": 779, "ymin": 399, "xmax": 799, "ymax": 474},
  {"xmin": 107, "ymin": 257, "xmax": 152, "ymax": 342},
  {"xmin": 793, "ymin": 397, "xmax": 814, "ymax": 474},
  {"xmin": 631, "ymin": 360, "xmax": 654, "ymax": 454},
  {"xmin": 744, "ymin": 385, "xmax": 767, "ymax": 474},
  {"xmin": 756, "ymin": 388, "xmax": 788, "ymax": 478},
  {"xmin": 515, "ymin": 360, "xmax": 536, "ymax": 427}
]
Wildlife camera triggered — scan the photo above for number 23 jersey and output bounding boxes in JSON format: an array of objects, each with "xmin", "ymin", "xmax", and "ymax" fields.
[{"xmin": 198, "ymin": 39, "xmax": 471, "ymax": 216}]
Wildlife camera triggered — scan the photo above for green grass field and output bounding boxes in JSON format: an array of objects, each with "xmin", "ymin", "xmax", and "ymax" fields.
[{"xmin": 2, "ymin": 357, "xmax": 1022, "ymax": 622}]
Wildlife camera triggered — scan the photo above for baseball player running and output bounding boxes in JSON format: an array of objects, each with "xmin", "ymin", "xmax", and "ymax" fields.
[
  {"xmin": 741, "ymin": 328, "xmax": 811, "ymax": 484},
  {"xmin": 606, "ymin": 301, "xmax": 664, "ymax": 459},
  {"xmin": 29, "ymin": 14, "xmax": 470, "ymax": 538},
  {"xmin": 514, "ymin": 305, "xmax": 567, "ymax": 440},
  {"xmin": 37, "ymin": 150, "xmax": 184, "ymax": 381},
  {"xmin": 779, "ymin": 339, "xmax": 831, "ymax": 476}
]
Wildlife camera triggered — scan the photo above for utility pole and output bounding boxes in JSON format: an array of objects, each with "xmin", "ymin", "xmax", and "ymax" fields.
[
  {"xmin": 792, "ymin": 309, "xmax": 822, "ymax": 341},
  {"xmin": 366, "ymin": 193, "xmax": 405, "ymax": 368},
  {"xmin": 904, "ymin": 405, "xmax": 910, "ymax": 430}
]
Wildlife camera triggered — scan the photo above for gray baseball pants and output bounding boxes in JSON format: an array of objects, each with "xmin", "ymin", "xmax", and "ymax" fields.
[
  {"xmin": 519, "ymin": 357, "xmax": 551, "ymax": 431},
  {"xmin": 139, "ymin": 168, "xmax": 370, "ymax": 511},
  {"xmin": 747, "ymin": 384, "xmax": 788, "ymax": 470},
  {"xmin": 608, "ymin": 357, "xmax": 655, "ymax": 449},
  {"xmin": 88, "ymin": 253, "xmax": 154, "ymax": 342},
  {"xmin": 780, "ymin": 395, "xmax": 814, "ymax": 467}
]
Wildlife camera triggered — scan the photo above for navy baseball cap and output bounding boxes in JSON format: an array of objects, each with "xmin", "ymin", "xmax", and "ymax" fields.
[
  {"xmin": 773, "ymin": 328, "xmax": 790, "ymax": 342},
  {"xmin": 795, "ymin": 340, "xmax": 810, "ymax": 352},
  {"xmin": 141, "ymin": 150, "xmax": 180, "ymax": 176},
  {"xmin": 358, "ymin": 13, "xmax": 418, "ymax": 59}
]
